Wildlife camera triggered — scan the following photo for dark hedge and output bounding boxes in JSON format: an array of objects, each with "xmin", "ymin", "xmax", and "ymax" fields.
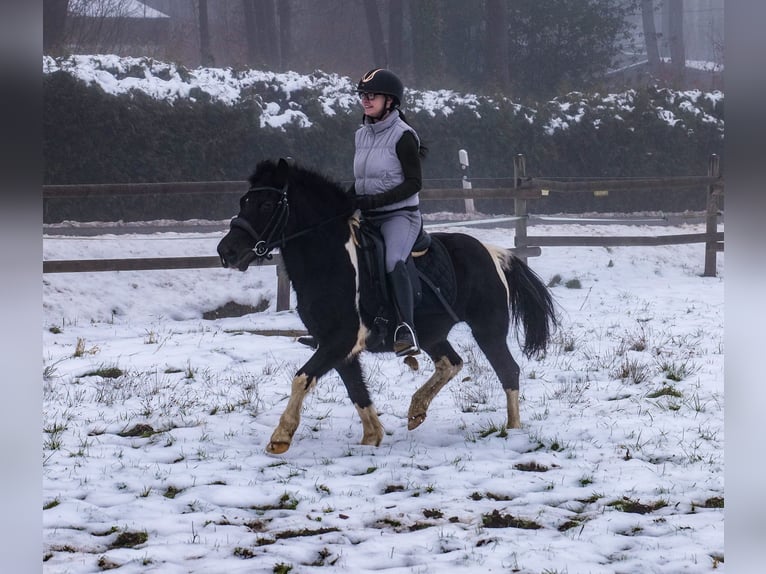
[{"xmin": 43, "ymin": 72, "xmax": 723, "ymax": 221}]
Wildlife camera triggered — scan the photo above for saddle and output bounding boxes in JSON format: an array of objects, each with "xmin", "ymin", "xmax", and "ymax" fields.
[{"xmin": 352, "ymin": 216, "xmax": 459, "ymax": 351}]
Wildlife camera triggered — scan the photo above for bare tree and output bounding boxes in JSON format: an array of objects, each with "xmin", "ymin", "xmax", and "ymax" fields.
[
  {"xmin": 409, "ymin": 0, "xmax": 445, "ymax": 86},
  {"xmin": 44, "ymin": 0, "xmax": 70, "ymax": 54},
  {"xmin": 641, "ymin": 0, "xmax": 660, "ymax": 75},
  {"xmin": 485, "ymin": 0, "xmax": 510, "ymax": 91},
  {"xmin": 388, "ymin": 0, "xmax": 404, "ymax": 71},
  {"xmin": 198, "ymin": 0, "xmax": 214, "ymax": 66},
  {"xmin": 242, "ymin": 0, "xmax": 258, "ymax": 65},
  {"xmin": 277, "ymin": 0, "xmax": 292, "ymax": 70},
  {"xmin": 667, "ymin": 0, "xmax": 685, "ymax": 84},
  {"xmin": 363, "ymin": 0, "xmax": 387, "ymax": 68}
]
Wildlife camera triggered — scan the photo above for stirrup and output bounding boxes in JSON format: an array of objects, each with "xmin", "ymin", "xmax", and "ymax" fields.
[{"xmin": 393, "ymin": 323, "xmax": 420, "ymax": 357}]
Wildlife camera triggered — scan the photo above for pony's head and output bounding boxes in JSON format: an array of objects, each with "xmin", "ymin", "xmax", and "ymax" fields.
[{"xmin": 217, "ymin": 158, "xmax": 352, "ymax": 271}]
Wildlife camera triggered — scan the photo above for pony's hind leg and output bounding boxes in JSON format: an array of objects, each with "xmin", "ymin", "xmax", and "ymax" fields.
[
  {"xmin": 470, "ymin": 327, "xmax": 523, "ymax": 429},
  {"xmin": 335, "ymin": 357, "xmax": 384, "ymax": 447},
  {"xmin": 408, "ymin": 341, "xmax": 463, "ymax": 430}
]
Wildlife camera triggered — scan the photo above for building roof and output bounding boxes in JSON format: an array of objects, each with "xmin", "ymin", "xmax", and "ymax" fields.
[{"xmin": 69, "ymin": 0, "xmax": 169, "ymax": 19}]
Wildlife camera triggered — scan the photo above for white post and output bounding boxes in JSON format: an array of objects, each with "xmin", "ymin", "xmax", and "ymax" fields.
[{"xmin": 458, "ymin": 149, "xmax": 476, "ymax": 216}]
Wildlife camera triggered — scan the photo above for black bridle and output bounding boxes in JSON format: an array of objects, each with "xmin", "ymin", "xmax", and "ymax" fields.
[
  {"xmin": 228, "ymin": 182, "xmax": 353, "ymax": 262},
  {"xmin": 229, "ymin": 184, "xmax": 290, "ymax": 260}
]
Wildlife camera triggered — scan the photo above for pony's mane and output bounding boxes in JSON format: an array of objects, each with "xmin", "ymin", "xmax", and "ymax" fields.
[{"xmin": 249, "ymin": 160, "xmax": 347, "ymax": 201}]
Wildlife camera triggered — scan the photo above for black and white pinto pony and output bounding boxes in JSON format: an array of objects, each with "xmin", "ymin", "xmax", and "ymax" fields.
[{"xmin": 217, "ymin": 159, "xmax": 557, "ymax": 454}]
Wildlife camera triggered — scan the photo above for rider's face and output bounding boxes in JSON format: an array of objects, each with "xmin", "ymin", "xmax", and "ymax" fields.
[{"xmin": 359, "ymin": 93, "xmax": 389, "ymax": 117}]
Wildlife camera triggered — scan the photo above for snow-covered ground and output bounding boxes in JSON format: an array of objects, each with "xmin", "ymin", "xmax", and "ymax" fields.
[{"xmin": 42, "ymin": 220, "xmax": 724, "ymax": 573}]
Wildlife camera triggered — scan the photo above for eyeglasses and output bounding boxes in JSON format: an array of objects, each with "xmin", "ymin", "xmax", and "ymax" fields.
[{"xmin": 358, "ymin": 92, "xmax": 380, "ymax": 101}]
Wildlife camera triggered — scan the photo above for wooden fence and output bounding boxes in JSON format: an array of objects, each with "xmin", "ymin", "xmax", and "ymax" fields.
[{"xmin": 43, "ymin": 155, "xmax": 724, "ymax": 311}]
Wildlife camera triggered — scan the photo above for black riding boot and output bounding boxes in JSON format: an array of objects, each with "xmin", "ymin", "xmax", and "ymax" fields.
[{"xmin": 388, "ymin": 261, "xmax": 420, "ymax": 356}]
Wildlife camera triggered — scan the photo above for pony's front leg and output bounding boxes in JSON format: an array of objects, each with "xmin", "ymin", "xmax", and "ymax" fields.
[
  {"xmin": 335, "ymin": 356, "xmax": 384, "ymax": 447},
  {"xmin": 267, "ymin": 373, "xmax": 316, "ymax": 454}
]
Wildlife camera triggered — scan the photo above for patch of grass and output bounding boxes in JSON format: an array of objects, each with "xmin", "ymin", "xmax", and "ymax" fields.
[
  {"xmin": 702, "ymin": 496, "xmax": 724, "ymax": 509},
  {"xmin": 49, "ymin": 326, "xmax": 62, "ymax": 334},
  {"xmin": 252, "ymin": 492, "xmax": 299, "ymax": 511},
  {"xmin": 310, "ymin": 547, "xmax": 339, "ymax": 567},
  {"xmin": 82, "ymin": 365, "xmax": 123, "ymax": 379},
  {"xmin": 383, "ymin": 484, "xmax": 406, "ymax": 494},
  {"xmin": 423, "ymin": 508, "xmax": 443, "ymax": 519},
  {"xmin": 647, "ymin": 385, "xmax": 683, "ymax": 399},
  {"xmin": 163, "ymin": 485, "xmax": 183, "ymax": 499},
  {"xmin": 577, "ymin": 492, "xmax": 604, "ymax": 504},
  {"xmin": 468, "ymin": 491, "xmax": 513, "ymax": 501},
  {"xmin": 578, "ymin": 476, "xmax": 594, "ymax": 487},
  {"xmin": 233, "ymin": 546, "xmax": 255, "ymax": 559},
  {"xmin": 43, "ymin": 498, "xmax": 60, "ymax": 510},
  {"xmin": 611, "ymin": 357, "xmax": 652, "ymax": 384},
  {"xmin": 514, "ymin": 461, "xmax": 550, "ymax": 472},
  {"xmin": 109, "ymin": 530, "xmax": 148, "ymax": 549},
  {"xmin": 274, "ymin": 527, "xmax": 340, "ymax": 540},
  {"xmin": 273, "ymin": 563, "xmax": 293, "ymax": 574},
  {"xmin": 117, "ymin": 423, "xmax": 156, "ymax": 438},
  {"xmin": 202, "ymin": 298, "xmax": 270, "ymax": 320},
  {"xmin": 278, "ymin": 492, "xmax": 299, "ymax": 509},
  {"xmin": 558, "ymin": 516, "xmax": 588, "ymax": 532},
  {"xmin": 607, "ymin": 496, "xmax": 668, "ymax": 514},
  {"xmin": 564, "ymin": 278, "xmax": 582, "ymax": 289},
  {"xmin": 478, "ymin": 421, "xmax": 506, "ymax": 438},
  {"xmin": 73, "ymin": 337, "xmax": 100, "ymax": 357},
  {"xmin": 482, "ymin": 509, "xmax": 542, "ymax": 529},
  {"xmin": 658, "ymin": 358, "xmax": 699, "ymax": 382}
]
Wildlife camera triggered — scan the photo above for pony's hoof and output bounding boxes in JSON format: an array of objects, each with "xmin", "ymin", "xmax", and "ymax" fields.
[
  {"xmin": 360, "ymin": 435, "xmax": 382, "ymax": 447},
  {"xmin": 407, "ymin": 413, "xmax": 426, "ymax": 430},
  {"xmin": 403, "ymin": 355, "xmax": 419, "ymax": 371},
  {"xmin": 266, "ymin": 441, "xmax": 290, "ymax": 454}
]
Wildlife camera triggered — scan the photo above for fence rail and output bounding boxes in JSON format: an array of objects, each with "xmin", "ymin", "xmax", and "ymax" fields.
[{"xmin": 43, "ymin": 154, "xmax": 724, "ymax": 311}]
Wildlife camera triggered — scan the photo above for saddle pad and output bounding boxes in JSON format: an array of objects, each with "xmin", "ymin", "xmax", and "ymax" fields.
[{"xmin": 414, "ymin": 235, "xmax": 457, "ymax": 308}]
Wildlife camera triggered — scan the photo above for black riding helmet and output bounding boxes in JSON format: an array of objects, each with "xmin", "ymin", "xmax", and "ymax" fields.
[{"xmin": 356, "ymin": 68, "xmax": 404, "ymax": 108}]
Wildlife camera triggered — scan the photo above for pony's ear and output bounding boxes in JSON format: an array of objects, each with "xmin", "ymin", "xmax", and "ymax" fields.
[{"xmin": 275, "ymin": 157, "xmax": 291, "ymax": 186}]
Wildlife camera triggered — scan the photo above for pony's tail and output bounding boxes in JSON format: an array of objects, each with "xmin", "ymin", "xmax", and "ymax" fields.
[{"xmin": 501, "ymin": 252, "xmax": 558, "ymax": 358}]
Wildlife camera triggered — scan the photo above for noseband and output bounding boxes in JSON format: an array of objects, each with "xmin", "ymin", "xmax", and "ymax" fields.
[{"xmin": 229, "ymin": 183, "xmax": 290, "ymax": 260}]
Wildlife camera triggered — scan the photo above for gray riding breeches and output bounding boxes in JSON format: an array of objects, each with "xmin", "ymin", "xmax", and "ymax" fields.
[{"xmin": 365, "ymin": 209, "xmax": 422, "ymax": 272}]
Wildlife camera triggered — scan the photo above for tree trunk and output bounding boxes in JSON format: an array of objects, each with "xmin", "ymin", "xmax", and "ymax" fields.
[
  {"xmin": 485, "ymin": 0, "xmax": 510, "ymax": 91},
  {"xmin": 198, "ymin": 0, "xmax": 214, "ymax": 66},
  {"xmin": 410, "ymin": 0, "xmax": 444, "ymax": 85},
  {"xmin": 277, "ymin": 0, "xmax": 292, "ymax": 70},
  {"xmin": 242, "ymin": 0, "xmax": 258, "ymax": 66},
  {"xmin": 254, "ymin": 0, "xmax": 279, "ymax": 68},
  {"xmin": 667, "ymin": 0, "xmax": 685, "ymax": 84},
  {"xmin": 364, "ymin": 0, "xmax": 388, "ymax": 68},
  {"xmin": 388, "ymin": 0, "xmax": 404, "ymax": 71},
  {"xmin": 43, "ymin": 0, "xmax": 69, "ymax": 54},
  {"xmin": 641, "ymin": 0, "xmax": 660, "ymax": 75}
]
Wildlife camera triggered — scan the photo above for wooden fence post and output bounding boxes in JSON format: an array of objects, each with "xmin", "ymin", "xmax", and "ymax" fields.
[
  {"xmin": 704, "ymin": 153, "xmax": 721, "ymax": 277},
  {"xmin": 513, "ymin": 154, "xmax": 528, "ymax": 263},
  {"xmin": 458, "ymin": 149, "xmax": 476, "ymax": 216},
  {"xmin": 276, "ymin": 257, "xmax": 291, "ymax": 311}
]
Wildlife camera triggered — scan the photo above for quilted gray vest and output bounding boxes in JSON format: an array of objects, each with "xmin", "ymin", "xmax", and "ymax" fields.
[{"xmin": 353, "ymin": 110, "xmax": 420, "ymax": 212}]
